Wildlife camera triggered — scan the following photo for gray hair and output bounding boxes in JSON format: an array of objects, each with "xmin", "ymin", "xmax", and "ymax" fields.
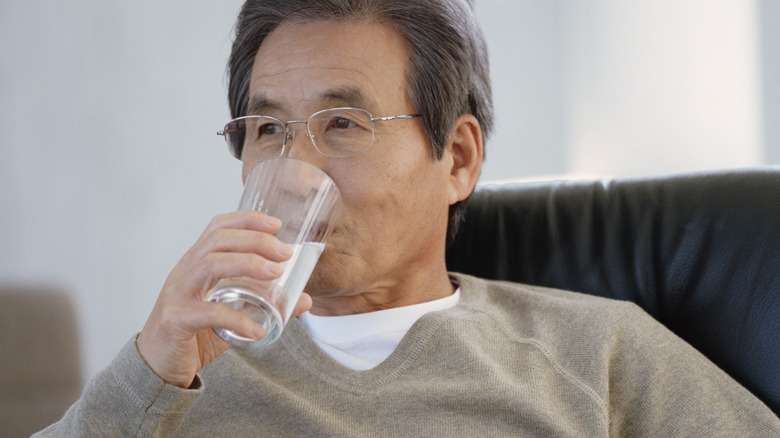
[{"xmin": 227, "ymin": 0, "xmax": 493, "ymax": 244}]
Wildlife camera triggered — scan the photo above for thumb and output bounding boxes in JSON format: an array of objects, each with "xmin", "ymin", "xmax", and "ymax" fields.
[{"xmin": 291, "ymin": 292, "xmax": 313, "ymax": 319}]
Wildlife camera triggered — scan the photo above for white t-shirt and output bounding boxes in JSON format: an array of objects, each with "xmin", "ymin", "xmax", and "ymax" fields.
[{"xmin": 298, "ymin": 288, "xmax": 461, "ymax": 370}]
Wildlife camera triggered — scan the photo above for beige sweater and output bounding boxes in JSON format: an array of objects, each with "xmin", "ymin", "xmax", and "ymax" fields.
[{"xmin": 37, "ymin": 274, "xmax": 780, "ymax": 436}]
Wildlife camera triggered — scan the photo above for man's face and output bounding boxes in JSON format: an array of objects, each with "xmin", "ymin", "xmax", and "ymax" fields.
[{"xmin": 247, "ymin": 20, "xmax": 453, "ymax": 312}]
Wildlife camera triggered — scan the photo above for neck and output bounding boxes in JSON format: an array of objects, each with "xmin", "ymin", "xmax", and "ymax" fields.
[{"xmin": 308, "ymin": 265, "xmax": 455, "ymax": 316}]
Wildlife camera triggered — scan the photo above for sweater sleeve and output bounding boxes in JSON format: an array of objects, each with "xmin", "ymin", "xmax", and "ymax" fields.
[
  {"xmin": 606, "ymin": 303, "xmax": 780, "ymax": 437},
  {"xmin": 32, "ymin": 336, "xmax": 203, "ymax": 437}
]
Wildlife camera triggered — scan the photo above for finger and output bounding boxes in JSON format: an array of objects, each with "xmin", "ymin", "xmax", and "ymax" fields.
[
  {"xmin": 290, "ymin": 292, "xmax": 313, "ymax": 319},
  {"xmin": 202, "ymin": 210, "xmax": 284, "ymax": 238},
  {"xmin": 192, "ymin": 300, "xmax": 267, "ymax": 340},
  {"xmin": 198, "ymin": 252, "xmax": 287, "ymax": 292},
  {"xmin": 204, "ymin": 228, "xmax": 293, "ymax": 263}
]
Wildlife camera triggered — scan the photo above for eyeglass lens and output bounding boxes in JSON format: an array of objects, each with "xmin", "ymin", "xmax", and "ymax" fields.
[{"xmin": 224, "ymin": 108, "xmax": 375, "ymax": 161}]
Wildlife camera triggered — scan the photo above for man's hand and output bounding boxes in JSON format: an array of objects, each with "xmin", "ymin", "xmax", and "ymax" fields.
[{"xmin": 136, "ymin": 210, "xmax": 312, "ymax": 388}]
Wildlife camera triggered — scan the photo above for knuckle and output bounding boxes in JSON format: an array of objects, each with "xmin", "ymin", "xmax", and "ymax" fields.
[
  {"xmin": 204, "ymin": 213, "xmax": 229, "ymax": 234},
  {"xmin": 203, "ymin": 227, "xmax": 227, "ymax": 249},
  {"xmin": 245, "ymin": 253, "xmax": 279, "ymax": 279},
  {"xmin": 199, "ymin": 252, "xmax": 220, "ymax": 274},
  {"xmin": 245, "ymin": 252, "xmax": 267, "ymax": 272}
]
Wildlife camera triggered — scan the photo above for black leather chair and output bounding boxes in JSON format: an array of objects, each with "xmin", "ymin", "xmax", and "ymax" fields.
[{"xmin": 446, "ymin": 168, "xmax": 780, "ymax": 415}]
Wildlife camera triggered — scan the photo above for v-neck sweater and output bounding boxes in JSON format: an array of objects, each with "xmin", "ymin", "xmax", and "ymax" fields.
[{"xmin": 36, "ymin": 273, "xmax": 780, "ymax": 436}]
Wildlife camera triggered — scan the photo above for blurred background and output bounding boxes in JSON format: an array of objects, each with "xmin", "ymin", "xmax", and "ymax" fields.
[{"xmin": 0, "ymin": 0, "xmax": 778, "ymax": 431}]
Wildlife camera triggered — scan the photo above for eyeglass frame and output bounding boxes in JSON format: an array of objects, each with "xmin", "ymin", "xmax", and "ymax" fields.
[{"xmin": 217, "ymin": 107, "xmax": 422, "ymax": 160}]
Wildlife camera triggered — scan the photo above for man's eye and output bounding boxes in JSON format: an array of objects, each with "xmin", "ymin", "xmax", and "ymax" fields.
[
  {"xmin": 258, "ymin": 123, "xmax": 283, "ymax": 137},
  {"xmin": 328, "ymin": 117, "xmax": 356, "ymax": 130}
]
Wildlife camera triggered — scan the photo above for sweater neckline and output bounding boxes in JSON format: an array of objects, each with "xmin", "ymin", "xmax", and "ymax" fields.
[{"xmin": 279, "ymin": 273, "xmax": 483, "ymax": 394}]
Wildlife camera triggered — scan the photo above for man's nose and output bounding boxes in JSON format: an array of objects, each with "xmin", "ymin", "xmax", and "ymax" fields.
[{"xmin": 280, "ymin": 122, "xmax": 316, "ymax": 161}]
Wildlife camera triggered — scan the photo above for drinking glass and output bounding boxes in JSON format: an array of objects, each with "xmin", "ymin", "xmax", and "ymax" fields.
[{"xmin": 207, "ymin": 157, "xmax": 341, "ymax": 348}]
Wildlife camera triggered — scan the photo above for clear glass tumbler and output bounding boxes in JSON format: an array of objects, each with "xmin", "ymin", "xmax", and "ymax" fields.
[{"xmin": 207, "ymin": 157, "xmax": 341, "ymax": 348}]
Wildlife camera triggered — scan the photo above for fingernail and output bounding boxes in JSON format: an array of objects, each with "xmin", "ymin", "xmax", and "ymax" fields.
[
  {"xmin": 252, "ymin": 324, "xmax": 266, "ymax": 339},
  {"xmin": 268, "ymin": 261, "xmax": 284, "ymax": 276},
  {"xmin": 278, "ymin": 241, "xmax": 293, "ymax": 258},
  {"xmin": 264, "ymin": 215, "xmax": 282, "ymax": 228}
]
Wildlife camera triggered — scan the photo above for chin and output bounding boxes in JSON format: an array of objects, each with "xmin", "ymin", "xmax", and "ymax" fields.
[
  {"xmin": 304, "ymin": 231, "xmax": 359, "ymax": 296},
  {"xmin": 304, "ymin": 253, "xmax": 341, "ymax": 296}
]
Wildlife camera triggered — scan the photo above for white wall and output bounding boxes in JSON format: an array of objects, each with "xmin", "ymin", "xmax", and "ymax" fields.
[
  {"xmin": 478, "ymin": 0, "xmax": 766, "ymax": 180},
  {"xmin": 0, "ymin": 0, "xmax": 776, "ymax": 383},
  {"xmin": 759, "ymin": 0, "xmax": 780, "ymax": 163},
  {"xmin": 0, "ymin": 1, "xmax": 245, "ymax": 381},
  {"xmin": 475, "ymin": 0, "xmax": 567, "ymax": 178},
  {"xmin": 558, "ymin": 0, "xmax": 763, "ymax": 177}
]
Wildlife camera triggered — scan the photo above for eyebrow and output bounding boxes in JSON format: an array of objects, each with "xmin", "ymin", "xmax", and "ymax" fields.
[
  {"xmin": 246, "ymin": 96, "xmax": 282, "ymax": 116},
  {"xmin": 320, "ymin": 86, "xmax": 370, "ymax": 109},
  {"xmin": 246, "ymin": 86, "xmax": 375, "ymax": 116}
]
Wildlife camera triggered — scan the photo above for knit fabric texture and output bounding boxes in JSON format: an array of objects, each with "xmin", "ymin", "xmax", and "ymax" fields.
[{"xmin": 36, "ymin": 273, "xmax": 780, "ymax": 436}]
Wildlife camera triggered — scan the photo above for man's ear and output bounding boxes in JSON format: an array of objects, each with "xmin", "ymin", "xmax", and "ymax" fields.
[{"xmin": 445, "ymin": 114, "xmax": 483, "ymax": 206}]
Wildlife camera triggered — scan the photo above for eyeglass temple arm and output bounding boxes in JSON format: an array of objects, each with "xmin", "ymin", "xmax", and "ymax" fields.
[{"xmin": 371, "ymin": 114, "xmax": 421, "ymax": 122}]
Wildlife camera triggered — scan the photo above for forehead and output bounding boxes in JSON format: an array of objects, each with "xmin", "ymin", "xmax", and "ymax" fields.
[{"xmin": 248, "ymin": 20, "xmax": 412, "ymax": 114}]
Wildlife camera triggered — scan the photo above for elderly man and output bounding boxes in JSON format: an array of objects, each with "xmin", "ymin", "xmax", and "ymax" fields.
[{"xmin": 37, "ymin": 0, "xmax": 779, "ymax": 436}]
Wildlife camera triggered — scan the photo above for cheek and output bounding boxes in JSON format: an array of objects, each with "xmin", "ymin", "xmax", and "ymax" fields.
[
  {"xmin": 351, "ymin": 160, "xmax": 446, "ymax": 234},
  {"xmin": 326, "ymin": 136, "xmax": 449, "ymax": 228},
  {"xmin": 338, "ymin": 160, "xmax": 406, "ymax": 210},
  {"xmin": 323, "ymin": 164, "xmax": 403, "ymax": 252}
]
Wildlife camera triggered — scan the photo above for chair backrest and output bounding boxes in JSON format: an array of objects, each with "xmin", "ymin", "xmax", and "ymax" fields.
[{"xmin": 446, "ymin": 168, "xmax": 780, "ymax": 415}]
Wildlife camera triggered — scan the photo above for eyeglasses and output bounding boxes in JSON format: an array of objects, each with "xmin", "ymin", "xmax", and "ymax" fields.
[{"xmin": 218, "ymin": 107, "xmax": 421, "ymax": 161}]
